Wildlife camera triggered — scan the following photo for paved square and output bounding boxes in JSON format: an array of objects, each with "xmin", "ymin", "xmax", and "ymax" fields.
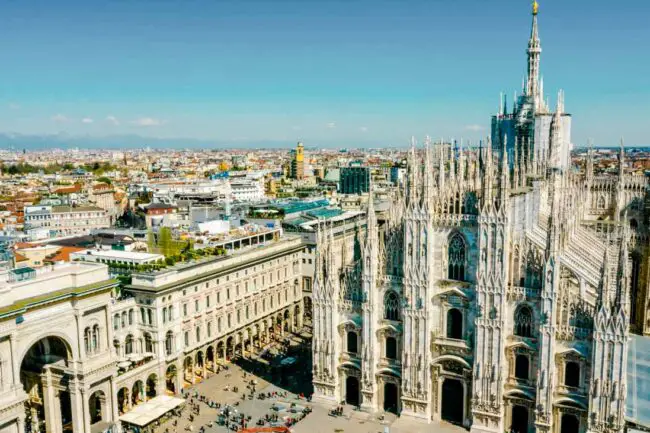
[{"xmin": 154, "ymin": 357, "xmax": 464, "ymax": 433}]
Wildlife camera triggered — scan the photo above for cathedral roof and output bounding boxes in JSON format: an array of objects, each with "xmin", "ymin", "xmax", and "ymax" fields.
[{"xmin": 627, "ymin": 334, "xmax": 650, "ymax": 428}]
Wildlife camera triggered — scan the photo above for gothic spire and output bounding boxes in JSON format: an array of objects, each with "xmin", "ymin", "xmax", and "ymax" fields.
[
  {"xmin": 526, "ymin": 0, "xmax": 542, "ymax": 108},
  {"xmin": 619, "ymin": 137, "xmax": 625, "ymax": 178}
]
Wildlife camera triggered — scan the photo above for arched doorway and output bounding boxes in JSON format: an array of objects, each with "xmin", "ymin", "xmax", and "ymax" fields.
[
  {"xmin": 560, "ymin": 413, "xmax": 579, "ymax": 433},
  {"xmin": 20, "ymin": 336, "xmax": 74, "ymax": 433},
  {"xmin": 226, "ymin": 337, "xmax": 234, "ymax": 360},
  {"xmin": 195, "ymin": 351, "xmax": 204, "ymax": 381},
  {"xmin": 384, "ymin": 383, "xmax": 398, "ymax": 414},
  {"xmin": 206, "ymin": 346, "xmax": 215, "ymax": 372},
  {"xmin": 284, "ymin": 310, "xmax": 290, "ymax": 332},
  {"xmin": 132, "ymin": 380, "xmax": 144, "ymax": 406},
  {"xmin": 166, "ymin": 365, "xmax": 177, "ymax": 394},
  {"xmin": 217, "ymin": 341, "xmax": 225, "ymax": 360},
  {"xmin": 117, "ymin": 388, "xmax": 129, "ymax": 414},
  {"xmin": 441, "ymin": 378, "xmax": 464, "ymax": 425},
  {"xmin": 146, "ymin": 374, "xmax": 158, "ymax": 400},
  {"xmin": 345, "ymin": 376, "xmax": 360, "ymax": 406},
  {"xmin": 303, "ymin": 296, "xmax": 313, "ymax": 319},
  {"xmin": 294, "ymin": 304, "xmax": 301, "ymax": 328},
  {"xmin": 183, "ymin": 357, "xmax": 193, "ymax": 386},
  {"xmin": 89, "ymin": 391, "xmax": 106, "ymax": 424},
  {"xmin": 511, "ymin": 405, "xmax": 529, "ymax": 433}
]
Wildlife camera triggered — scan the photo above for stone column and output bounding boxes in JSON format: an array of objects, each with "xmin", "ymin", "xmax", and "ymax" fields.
[
  {"xmin": 41, "ymin": 369, "xmax": 59, "ymax": 433},
  {"xmin": 17, "ymin": 415, "xmax": 25, "ymax": 433},
  {"xmin": 176, "ymin": 361, "xmax": 182, "ymax": 394},
  {"xmin": 69, "ymin": 378, "xmax": 85, "ymax": 433},
  {"xmin": 98, "ymin": 393, "xmax": 108, "ymax": 424},
  {"xmin": 110, "ymin": 377, "xmax": 119, "ymax": 422}
]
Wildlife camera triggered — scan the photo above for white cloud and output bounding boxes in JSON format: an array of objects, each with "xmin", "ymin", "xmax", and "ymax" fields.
[
  {"xmin": 291, "ymin": 126, "xmax": 301, "ymax": 131},
  {"xmin": 81, "ymin": 117, "xmax": 94, "ymax": 124},
  {"xmin": 131, "ymin": 117, "xmax": 163, "ymax": 127},
  {"xmin": 51, "ymin": 114, "xmax": 68, "ymax": 123},
  {"xmin": 8, "ymin": 103, "xmax": 20, "ymax": 110},
  {"xmin": 326, "ymin": 122, "xmax": 336, "ymax": 129},
  {"xmin": 465, "ymin": 124, "xmax": 485, "ymax": 132},
  {"xmin": 106, "ymin": 115, "xmax": 120, "ymax": 126},
  {"xmin": 359, "ymin": 126, "xmax": 368, "ymax": 132}
]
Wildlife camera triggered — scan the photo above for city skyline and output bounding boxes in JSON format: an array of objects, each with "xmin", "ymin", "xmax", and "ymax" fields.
[{"xmin": 0, "ymin": 0, "xmax": 648, "ymax": 148}]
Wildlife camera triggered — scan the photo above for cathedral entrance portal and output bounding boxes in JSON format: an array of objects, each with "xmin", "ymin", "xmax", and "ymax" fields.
[
  {"xmin": 441, "ymin": 378, "xmax": 464, "ymax": 425},
  {"xmin": 345, "ymin": 376, "xmax": 360, "ymax": 406},
  {"xmin": 383, "ymin": 383, "xmax": 398, "ymax": 414},
  {"xmin": 560, "ymin": 413, "xmax": 579, "ymax": 433},
  {"xmin": 511, "ymin": 405, "xmax": 528, "ymax": 433}
]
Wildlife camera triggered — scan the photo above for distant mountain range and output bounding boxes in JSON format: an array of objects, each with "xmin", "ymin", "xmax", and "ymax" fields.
[
  {"xmin": 0, "ymin": 133, "xmax": 306, "ymax": 151},
  {"xmin": 0, "ymin": 133, "xmax": 645, "ymax": 152}
]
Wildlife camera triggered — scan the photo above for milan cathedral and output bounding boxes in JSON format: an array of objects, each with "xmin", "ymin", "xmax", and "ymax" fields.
[{"xmin": 311, "ymin": 3, "xmax": 647, "ymax": 433}]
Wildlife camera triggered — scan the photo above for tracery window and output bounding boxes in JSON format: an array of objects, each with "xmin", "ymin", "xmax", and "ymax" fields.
[
  {"xmin": 384, "ymin": 291, "xmax": 400, "ymax": 321},
  {"xmin": 514, "ymin": 305, "xmax": 533, "ymax": 338},
  {"xmin": 448, "ymin": 233, "xmax": 466, "ymax": 281},
  {"xmin": 596, "ymin": 196, "xmax": 606, "ymax": 209}
]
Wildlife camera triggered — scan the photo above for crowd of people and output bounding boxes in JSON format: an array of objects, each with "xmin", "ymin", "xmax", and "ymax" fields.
[{"xmin": 124, "ymin": 324, "xmax": 314, "ymax": 433}]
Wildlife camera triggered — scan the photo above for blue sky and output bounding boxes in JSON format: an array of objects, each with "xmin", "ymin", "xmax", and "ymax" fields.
[{"xmin": 0, "ymin": 0, "xmax": 648, "ymax": 148}]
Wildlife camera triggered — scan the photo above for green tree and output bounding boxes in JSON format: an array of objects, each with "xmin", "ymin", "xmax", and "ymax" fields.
[{"xmin": 158, "ymin": 227, "xmax": 173, "ymax": 257}]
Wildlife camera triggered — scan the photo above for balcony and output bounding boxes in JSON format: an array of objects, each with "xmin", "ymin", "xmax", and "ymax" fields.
[
  {"xmin": 506, "ymin": 285, "xmax": 541, "ymax": 302},
  {"xmin": 378, "ymin": 357, "xmax": 402, "ymax": 370},
  {"xmin": 555, "ymin": 326, "xmax": 592, "ymax": 341},
  {"xmin": 116, "ymin": 352, "xmax": 156, "ymax": 377},
  {"xmin": 338, "ymin": 351, "xmax": 360, "ymax": 364},
  {"xmin": 432, "ymin": 336, "xmax": 471, "ymax": 354}
]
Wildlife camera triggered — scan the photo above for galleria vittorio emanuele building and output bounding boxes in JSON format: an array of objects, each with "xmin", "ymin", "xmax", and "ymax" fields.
[{"xmin": 311, "ymin": 3, "xmax": 647, "ymax": 433}]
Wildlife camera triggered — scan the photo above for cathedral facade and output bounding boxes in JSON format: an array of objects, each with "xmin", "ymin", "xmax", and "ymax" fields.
[{"xmin": 311, "ymin": 3, "xmax": 647, "ymax": 433}]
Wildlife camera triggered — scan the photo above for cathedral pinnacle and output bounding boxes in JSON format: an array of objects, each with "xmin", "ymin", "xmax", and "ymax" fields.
[{"xmin": 526, "ymin": 0, "xmax": 542, "ymax": 106}]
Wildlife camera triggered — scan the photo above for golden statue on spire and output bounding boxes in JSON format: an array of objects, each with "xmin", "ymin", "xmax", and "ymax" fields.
[{"xmin": 532, "ymin": 0, "xmax": 539, "ymax": 15}]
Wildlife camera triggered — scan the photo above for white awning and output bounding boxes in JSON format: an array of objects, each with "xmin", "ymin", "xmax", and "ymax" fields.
[{"xmin": 119, "ymin": 395, "xmax": 185, "ymax": 427}]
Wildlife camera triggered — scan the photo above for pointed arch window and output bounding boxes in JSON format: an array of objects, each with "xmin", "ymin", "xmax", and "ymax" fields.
[
  {"xmin": 514, "ymin": 305, "xmax": 534, "ymax": 338},
  {"xmin": 596, "ymin": 196, "xmax": 606, "ymax": 210},
  {"xmin": 384, "ymin": 291, "xmax": 400, "ymax": 321},
  {"xmin": 448, "ymin": 233, "xmax": 466, "ymax": 281}
]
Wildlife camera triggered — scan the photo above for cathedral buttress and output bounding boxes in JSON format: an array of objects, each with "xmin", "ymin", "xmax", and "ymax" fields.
[
  {"xmin": 471, "ymin": 144, "xmax": 510, "ymax": 433},
  {"xmin": 400, "ymin": 146, "xmax": 434, "ymax": 420},
  {"xmin": 361, "ymin": 188, "xmax": 380, "ymax": 409}
]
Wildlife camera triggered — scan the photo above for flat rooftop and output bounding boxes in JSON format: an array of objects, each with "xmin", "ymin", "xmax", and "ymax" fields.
[
  {"xmin": 127, "ymin": 235, "xmax": 303, "ymax": 293},
  {"xmin": 72, "ymin": 249, "xmax": 164, "ymax": 261},
  {"xmin": 0, "ymin": 262, "xmax": 116, "ymax": 316}
]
